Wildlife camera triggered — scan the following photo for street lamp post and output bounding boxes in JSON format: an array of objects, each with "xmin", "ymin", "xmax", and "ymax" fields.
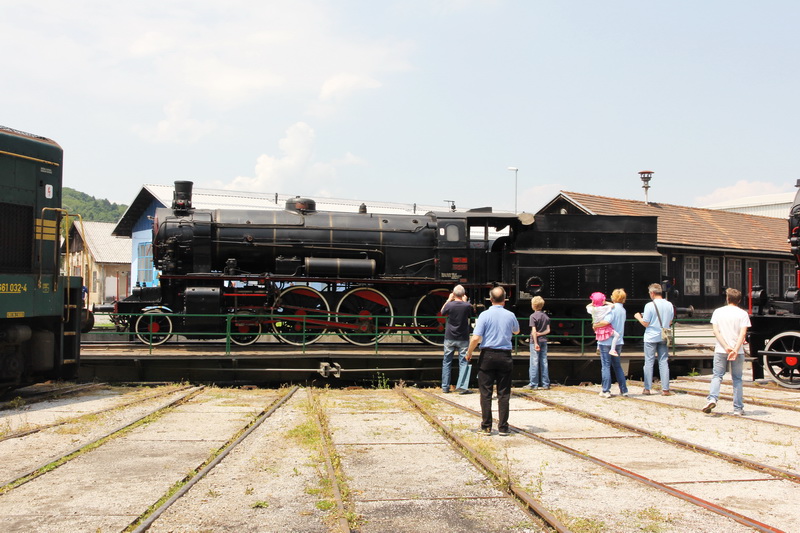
[{"xmin": 507, "ymin": 167, "xmax": 518, "ymax": 213}]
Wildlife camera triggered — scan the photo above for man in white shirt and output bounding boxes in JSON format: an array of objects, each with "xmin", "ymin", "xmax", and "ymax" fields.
[{"xmin": 702, "ymin": 288, "xmax": 751, "ymax": 415}]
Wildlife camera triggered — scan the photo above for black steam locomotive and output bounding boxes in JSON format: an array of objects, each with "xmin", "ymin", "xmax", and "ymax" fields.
[
  {"xmin": 0, "ymin": 126, "xmax": 82, "ymax": 388},
  {"xmin": 749, "ymin": 180, "xmax": 800, "ymax": 388},
  {"xmin": 109, "ymin": 181, "xmax": 661, "ymax": 347}
]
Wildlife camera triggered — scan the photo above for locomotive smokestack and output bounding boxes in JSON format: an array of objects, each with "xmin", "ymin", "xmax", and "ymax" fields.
[{"xmin": 173, "ymin": 181, "xmax": 193, "ymax": 214}]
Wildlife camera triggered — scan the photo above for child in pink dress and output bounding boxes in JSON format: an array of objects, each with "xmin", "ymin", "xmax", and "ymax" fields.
[{"xmin": 587, "ymin": 292, "xmax": 620, "ymax": 356}]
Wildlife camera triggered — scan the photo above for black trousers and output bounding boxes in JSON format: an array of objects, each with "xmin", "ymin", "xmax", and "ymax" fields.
[{"xmin": 477, "ymin": 348, "xmax": 513, "ymax": 432}]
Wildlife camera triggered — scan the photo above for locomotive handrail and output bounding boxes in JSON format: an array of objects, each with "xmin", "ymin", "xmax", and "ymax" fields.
[{"xmin": 86, "ymin": 311, "xmax": 716, "ymax": 357}]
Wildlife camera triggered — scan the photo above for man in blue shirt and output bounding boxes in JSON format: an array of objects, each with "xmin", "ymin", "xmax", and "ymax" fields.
[
  {"xmin": 634, "ymin": 283, "xmax": 675, "ymax": 395},
  {"xmin": 467, "ymin": 287, "xmax": 520, "ymax": 436}
]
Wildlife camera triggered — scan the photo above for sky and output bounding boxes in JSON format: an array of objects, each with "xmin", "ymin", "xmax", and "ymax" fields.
[{"xmin": 4, "ymin": 1, "xmax": 800, "ymax": 214}]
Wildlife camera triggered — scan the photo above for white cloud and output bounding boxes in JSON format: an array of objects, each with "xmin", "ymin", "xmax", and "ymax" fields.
[
  {"xmin": 219, "ymin": 122, "xmax": 365, "ymax": 195},
  {"xmin": 517, "ymin": 184, "xmax": 563, "ymax": 213},
  {"xmin": 319, "ymin": 73, "xmax": 382, "ymax": 102},
  {"xmin": 2, "ymin": 2, "xmax": 413, "ymax": 123},
  {"xmin": 694, "ymin": 180, "xmax": 795, "ymax": 207},
  {"xmin": 132, "ymin": 100, "xmax": 216, "ymax": 144}
]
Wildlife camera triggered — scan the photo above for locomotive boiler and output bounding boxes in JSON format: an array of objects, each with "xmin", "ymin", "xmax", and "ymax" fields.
[{"xmin": 110, "ymin": 181, "xmax": 662, "ymax": 348}]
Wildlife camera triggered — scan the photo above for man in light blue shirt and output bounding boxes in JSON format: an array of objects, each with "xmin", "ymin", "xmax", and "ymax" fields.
[
  {"xmin": 467, "ymin": 287, "xmax": 520, "ymax": 435},
  {"xmin": 634, "ymin": 283, "xmax": 675, "ymax": 395}
]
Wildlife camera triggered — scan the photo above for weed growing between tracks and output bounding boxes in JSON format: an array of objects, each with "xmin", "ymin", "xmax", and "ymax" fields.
[
  {"xmin": 621, "ymin": 506, "xmax": 675, "ymax": 533},
  {"xmin": 299, "ymin": 388, "xmax": 363, "ymax": 530},
  {"xmin": 369, "ymin": 371, "xmax": 391, "ymax": 389},
  {"xmin": 551, "ymin": 509, "xmax": 606, "ymax": 533}
]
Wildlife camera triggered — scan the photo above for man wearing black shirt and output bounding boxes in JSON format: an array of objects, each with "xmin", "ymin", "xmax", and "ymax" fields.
[{"xmin": 440, "ymin": 285, "xmax": 473, "ymax": 394}]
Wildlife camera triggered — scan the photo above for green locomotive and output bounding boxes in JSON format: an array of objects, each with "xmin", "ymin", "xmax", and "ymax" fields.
[{"xmin": 0, "ymin": 126, "xmax": 81, "ymax": 387}]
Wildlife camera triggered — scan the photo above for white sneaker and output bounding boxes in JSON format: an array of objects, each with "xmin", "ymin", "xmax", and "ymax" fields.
[
  {"xmin": 599, "ymin": 391, "xmax": 611, "ymax": 398},
  {"xmin": 732, "ymin": 409, "xmax": 744, "ymax": 416},
  {"xmin": 702, "ymin": 401, "xmax": 716, "ymax": 414}
]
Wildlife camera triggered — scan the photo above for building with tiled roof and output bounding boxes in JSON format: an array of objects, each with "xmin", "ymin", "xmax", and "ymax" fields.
[
  {"xmin": 539, "ymin": 191, "xmax": 793, "ymax": 312},
  {"xmin": 66, "ymin": 221, "xmax": 132, "ymax": 306}
]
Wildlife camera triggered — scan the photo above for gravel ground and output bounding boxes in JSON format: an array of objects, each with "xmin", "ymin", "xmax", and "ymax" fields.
[{"xmin": 0, "ymin": 382, "xmax": 796, "ymax": 532}]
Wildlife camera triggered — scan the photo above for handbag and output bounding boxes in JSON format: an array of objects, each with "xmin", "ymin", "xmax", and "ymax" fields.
[{"xmin": 653, "ymin": 301, "xmax": 672, "ymax": 346}]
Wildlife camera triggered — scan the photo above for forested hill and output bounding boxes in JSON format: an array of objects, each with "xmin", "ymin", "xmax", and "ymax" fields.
[{"xmin": 63, "ymin": 187, "xmax": 128, "ymax": 222}]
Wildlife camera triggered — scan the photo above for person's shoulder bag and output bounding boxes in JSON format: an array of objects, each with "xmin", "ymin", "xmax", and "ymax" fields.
[{"xmin": 653, "ymin": 301, "xmax": 672, "ymax": 347}]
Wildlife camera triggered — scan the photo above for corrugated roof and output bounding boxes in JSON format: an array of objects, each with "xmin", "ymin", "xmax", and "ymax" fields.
[
  {"xmin": 544, "ymin": 191, "xmax": 790, "ymax": 255},
  {"xmin": 703, "ymin": 191, "xmax": 794, "ymax": 209},
  {"xmin": 74, "ymin": 221, "xmax": 132, "ymax": 264}
]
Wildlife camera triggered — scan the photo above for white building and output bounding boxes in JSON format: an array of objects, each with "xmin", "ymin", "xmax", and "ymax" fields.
[{"xmin": 703, "ymin": 192, "xmax": 794, "ymax": 218}]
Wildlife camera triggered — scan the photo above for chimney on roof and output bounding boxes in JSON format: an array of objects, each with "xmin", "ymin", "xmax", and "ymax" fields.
[{"xmin": 639, "ymin": 171, "xmax": 653, "ymax": 205}]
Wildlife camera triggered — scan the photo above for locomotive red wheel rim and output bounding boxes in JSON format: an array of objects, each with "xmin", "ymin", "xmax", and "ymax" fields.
[
  {"xmin": 786, "ymin": 356, "xmax": 799, "ymax": 367},
  {"xmin": 149, "ymin": 323, "xmax": 161, "ymax": 333}
]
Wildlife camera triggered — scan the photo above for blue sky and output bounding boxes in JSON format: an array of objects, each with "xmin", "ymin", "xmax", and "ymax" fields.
[{"xmin": 4, "ymin": 1, "xmax": 799, "ymax": 213}]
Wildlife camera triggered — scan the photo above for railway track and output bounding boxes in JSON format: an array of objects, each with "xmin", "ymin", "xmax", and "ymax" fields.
[
  {"xmin": 130, "ymin": 386, "xmax": 299, "ymax": 532},
  {"xmin": 416, "ymin": 387, "xmax": 788, "ymax": 532},
  {"xmin": 0, "ymin": 382, "xmax": 106, "ymax": 410},
  {"xmin": 0, "ymin": 384, "xmax": 195, "ymax": 443},
  {"xmin": 0, "ymin": 383, "xmax": 795, "ymax": 531},
  {"xmin": 0, "ymin": 386, "xmax": 204, "ymax": 492}
]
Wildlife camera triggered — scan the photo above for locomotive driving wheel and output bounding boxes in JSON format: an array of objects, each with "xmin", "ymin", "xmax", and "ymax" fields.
[
  {"xmin": 763, "ymin": 331, "xmax": 800, "ymax": 389},
  {"xmin": 230, "ymin": 310, "xmax": 262, "ymax": 346},
  {"xmin": 134, "ymin": 309, "xmax": 173, "ymax": 345},
  {"xmin": 413, "ymin": 289, "xmax": 450, "ymax": 346},
  {"xmin": 271, "ymin": 286, "xmax": 330, "ymax": 346},
  {"xmin": 335, "ymin": 287, "xmax": 394, "ymax": 346}
]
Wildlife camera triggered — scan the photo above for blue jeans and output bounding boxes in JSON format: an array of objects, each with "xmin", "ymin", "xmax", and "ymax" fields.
[
  {"xmin": 442, "ymin": 339, "xmax": 469, "ymax": 391},
  {"xmin": 599, "ymin": 345, "xmax": 627, "ymax": 394},
  {"xmin": 707, "ymin": 352, "xmax": 744, "ymax": 411},
  {"xmin": 643, "ymin": 341, "xmax": 670, "ymax": 391},
  {"xmin": 529, "ymin": 340, "xmax": 550, "ymax": 387}
]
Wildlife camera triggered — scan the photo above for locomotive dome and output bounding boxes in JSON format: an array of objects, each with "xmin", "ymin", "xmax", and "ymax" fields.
[{"xmin": 285, "ymin": 197, "xmax": 317, "ymax": 213}]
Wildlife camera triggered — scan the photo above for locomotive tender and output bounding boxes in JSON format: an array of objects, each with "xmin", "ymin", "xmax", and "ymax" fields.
[
  {"xmin": 749, "ymin": 180, "xmax": 800, "ymax": 388},
  {"xmin": 111, "ymin": 181, "xmax": 662, "ymax": 348},
  {"xmin": 0, "ymin": 126, "xmax": 82, "ymax": 387}
]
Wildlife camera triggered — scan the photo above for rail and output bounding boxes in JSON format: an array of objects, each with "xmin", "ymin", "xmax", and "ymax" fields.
[{"xmin": 85, "ymin": 311, "xmax": 716, "ymax": 356}]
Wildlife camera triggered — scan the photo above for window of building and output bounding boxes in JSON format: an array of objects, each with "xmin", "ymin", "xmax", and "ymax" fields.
[
  {"xmin": 745, "ymin": 260, "xmax": 760, "ymax": 288},
  {"xmin": 137, "ymin": 242, "xmax": 154, "ymax": 286},
  {"xmin": 661, "ymin": 255, "xmax": 668, "ymax": 277},
  {"xmin": 685, "ymin": 256, "xmax": 700, "ymax": 295},
  {"xmin": 727, "ymin": 258, "xmax": 741, "ymax": 291},
  {"xmin": 704, "ymin": 257, "xmax": 719, "ymax": 295},
  {"xmin": 784, "ymin": 262, "xmax": 796, "ymax": 292},
  {"xmin": 767, "ymin": 262, "xmax": 780, "ymax": 296}
]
